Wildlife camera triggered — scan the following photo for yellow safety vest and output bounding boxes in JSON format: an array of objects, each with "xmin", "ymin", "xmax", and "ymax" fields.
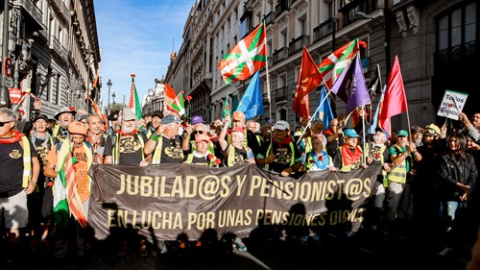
[{"xmin": 387, "ymin": 145, "xmax": 408, "ymax": 183}]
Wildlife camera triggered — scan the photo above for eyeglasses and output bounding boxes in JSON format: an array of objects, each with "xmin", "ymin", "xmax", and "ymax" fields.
[{"xmin": 0, "ymin": 121, "xmax": 13, "ymax": 127}]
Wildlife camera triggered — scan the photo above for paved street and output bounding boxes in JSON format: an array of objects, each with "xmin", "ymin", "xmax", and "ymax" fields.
[{"xmin": 1, "ymin": 228, "xmax": 470, "ymax": 270}]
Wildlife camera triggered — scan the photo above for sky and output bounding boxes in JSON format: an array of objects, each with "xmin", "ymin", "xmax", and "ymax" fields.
[{"xmin": 94, "ymin": 0, "xmax": 193, "ymax": 108}]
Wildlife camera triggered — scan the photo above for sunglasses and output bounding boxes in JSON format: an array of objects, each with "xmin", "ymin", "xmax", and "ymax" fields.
[
  {"xmin": 0, "ymin": 121, "xmax": 13, "ymax": 127},
  {"xmin": 193, "ymin": 130, "xmax": 205, "ymax": 135}
]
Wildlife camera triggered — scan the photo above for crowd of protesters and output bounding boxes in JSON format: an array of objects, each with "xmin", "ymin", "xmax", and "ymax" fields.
[{"xmin": 1, "ymin": 100, "xmax": 480, "ymax": 269}]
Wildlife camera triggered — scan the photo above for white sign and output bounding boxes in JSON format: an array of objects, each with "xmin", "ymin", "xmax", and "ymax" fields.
[{"xmin": 437, "ymin": 90, "xmax": 469, "ymax": 120}]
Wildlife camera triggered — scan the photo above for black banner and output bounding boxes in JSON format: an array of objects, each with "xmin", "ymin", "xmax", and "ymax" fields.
[{"xmin": 88, "ymin": 164, "xmax": 382, "ymax": 241}]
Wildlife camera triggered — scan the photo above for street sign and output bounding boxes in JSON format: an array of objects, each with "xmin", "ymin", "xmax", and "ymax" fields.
[
  {"xmin": 437, "ymin": 89, "xmax": 468, "ymax": 120},
  {"xmin": 3, "ymin": 57, "xmax": 13, "ymax": 78}
]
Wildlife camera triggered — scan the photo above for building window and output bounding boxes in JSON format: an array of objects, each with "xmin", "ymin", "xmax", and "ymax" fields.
[
  {"xmin": 277, "ymin": 108, "xmax": 287, "ymax": 122},
  {"xmin": 436, "ymin": 2, "xmax": 477, "ymax": 51}
]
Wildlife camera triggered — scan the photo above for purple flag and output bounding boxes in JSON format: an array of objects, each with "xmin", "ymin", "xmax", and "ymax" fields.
[{"xmin": 330, "ymin": 52, "xmax": 371, "ymax": 115}]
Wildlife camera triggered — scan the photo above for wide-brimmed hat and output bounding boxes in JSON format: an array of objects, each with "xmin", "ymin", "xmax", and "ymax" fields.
[{"xmin": 54, "ymin": 106, "xmax": 76, "ymax": 120}]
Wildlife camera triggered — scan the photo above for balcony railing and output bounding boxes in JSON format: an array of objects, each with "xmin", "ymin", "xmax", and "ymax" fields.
[
  {"xmin": 13, "ymin": 0, "xmax": 44, "ymax": 28},
  {"xmin": 275, "ymin": 0, "xmax": 289, "ymax": 18},
  {"xmin": 272, "ymin": 47, "xmax": 289, "ymax": 65},
  {"xmin": 275, "ymin": 86, "xmax": 288, "ymax": 103},
  {"xmin": 313, "ymin": 18, "xmax": 335, "ymax": 42},
  {"xmin": 49, "ymin": 36, "xmax": 62, "ymax": 52},
  {"xmin": 340, "ymin": 0, "xmax": 378, "ymax": 28},
  {"xmin": 434, "ymin": 40, "xmax": 479, "ymax": 75},
  {"xmin": 289, "ymin": 35, "xmax": 309, "ymax": 55}
]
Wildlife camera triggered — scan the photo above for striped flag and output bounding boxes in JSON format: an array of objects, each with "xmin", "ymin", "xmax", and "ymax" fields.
[
  {"xmin": 53, "ymin": 141, "xmax": 88, "ymax": 228},
  {"xmin": 218, "ymin": 22, "xmax": 267, "ymax": 84},
  {"xmin": 171, "ymin": 91, "xmax": 185, "ymax": 118},
  {"xmin": 128, "ymin": 74, "xmax": 142, "ymax": 120},
  {"xmin": 318, "ymin": 38, "xmax": 367, "ymax": 89}
]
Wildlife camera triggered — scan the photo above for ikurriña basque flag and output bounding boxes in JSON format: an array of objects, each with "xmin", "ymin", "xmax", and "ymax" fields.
[{"xmin": 236, "ymin": 72, "xmax": 265, "ymax": 120}]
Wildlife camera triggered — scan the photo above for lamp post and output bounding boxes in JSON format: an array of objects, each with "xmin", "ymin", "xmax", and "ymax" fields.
[
  {"xmin": 107, "ymin": 79, "xmax": 112, "ymax": 113},
  {"xmin": 112, "ymin": 91, "xmax": 116, "ymax": 105},
  {"xmin": 0, "ymin": 0, "xmax": 10, "ymax": 108},
  {"xmin": 355, "ymin": 10, "xmax": 391, "ymax": 77}
]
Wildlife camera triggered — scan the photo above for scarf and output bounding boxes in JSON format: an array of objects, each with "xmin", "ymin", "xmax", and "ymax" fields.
[
  {"xmin": 341, "ymin": 146, "xmax": 362, "ymax": 166},
  {"xmin": 273, "ymin": 136, "xmax": 292, "ymax": 148},
  {"xmin": 31, "ymin": 131, "xmax": 51, "ymax": 148},
  {"xmin": 0, "ymin": 130, "xmax": 23, "ymax": 144}
]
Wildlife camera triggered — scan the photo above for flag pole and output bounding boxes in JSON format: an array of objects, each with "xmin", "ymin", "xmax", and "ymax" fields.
[
  {"xmin": 362, "ymin": 105, "xmax": 366, "ymax": 166},
  {"xmin": 263, "ymin": 21, "xmax": 272, "ymax": 125},
  {"xmin": 295, "ymin": 77, "xmax": 333, "ymax": 145}
]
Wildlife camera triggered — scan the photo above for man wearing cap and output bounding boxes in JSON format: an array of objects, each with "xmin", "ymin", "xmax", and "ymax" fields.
[
  {"xmin": 103, "ymin": 108, "xmax": 149, "ymax": 167},
  {"xmin": 333, "ymin": 128, "xmax": 364, "ymax": 172},
  {"xmin": 256, "ymin": 120, "xmax": 302, "ymax": 177},
  {"xmin": 145, "ymin": 110, "xmax": 163, "ymax": 139},
  {"xmin": 219, "ymin": 115, "xmax": 255, "ymax": 167},
  {"xmin": 182, "ymin": 115, "xmax": 215, "ymax": 156},
  {"xmin": 43, "ymin": 121, "xmax": 94, "ymax": 263},
  {"xmin": 384, "ymin": 129, "xmax": 422, "ymax": 239},
  {"xmin": 144, "ymin": 114, "xmax": 185, "ymax": 166},
  {"xmin": 0, "ymin": 107, "xmax": 40, "ymax": 265},
  {"xmin": 28, "ymin": 114, "xmax": 55, "ymax": 248},
  {"xmin": 51, "ymin": 106, "xmax": 76, "ymax": 145}
]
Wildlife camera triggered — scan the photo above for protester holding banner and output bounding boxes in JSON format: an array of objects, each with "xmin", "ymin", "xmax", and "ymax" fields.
[
  {"xmin": 246, "ymin": 120, "xmax": 263, "ymax": 157},
  {"xmin": 144, "ymin": 113, "xmax": 184, "ymax": 165},
  {"xmin": 384, "ymin": 129, "xmax": 422, "ymax": 239},
  {"xmin": 219, "ymin": 114, "xmax": 255, "ymax": 167},
  {"xmin": 183, "ymin": 134, "xmax": 221, "ymax": 167},
  {"xmin": 302, "ymin": 133, "xmax": 335, "ymax": 172},
  {"xmin": 256, "ymin": 120, "xmax": 303, "ymax": 177},
  {"xmin": 103, "ymin": 108, "xmax": 149, "ymax": 167},
  {"xmin": 333, "ymin": 128, "xmax": 364, "ymax": 172}
]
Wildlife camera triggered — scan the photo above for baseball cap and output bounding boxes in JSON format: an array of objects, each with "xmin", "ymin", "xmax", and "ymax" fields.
[
  {"xmin": 231, "ymin": 126, "xmax": 245, "ymax": 134},
  {"xmin": 195, "ymin": 134, "xmax": 210, "ymax": 143},
  {"xmin": 161, "ymin": 114, "xmax": 182, "ymax": 125},
  {"xmin": 68, "ymin": 121, "xmax": 87, "ymax": 135},
  {"xmin": 121, "ymin": 108, "xmax": 137, "ymax": 121},
  {"xmin": 344, "ymin": 128, "xmax": 360, "ymax": 138},
  {"xmin": 191, "ymin": 115, "xmax": 205, "ymax": 125},
  {"xmin": 273, "ymin": 120, "xmax": 290, "ymax": 131},
  {"xmin": 397, "ymin": 129, "xmax": 408, "ymax": 137},
  {"xmin": 232, "ymin": 111, "xmax": 245, "ymax": 121},
  {"xmin": 54, "ymin": 106, "xmax": 76, "ymax": 120},
  {"xmin": 33, "ymin": 114, "xmax": 49, "ymax": 123}
]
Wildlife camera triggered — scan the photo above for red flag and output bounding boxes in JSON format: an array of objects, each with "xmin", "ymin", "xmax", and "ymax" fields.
[
  {"xmin": 164, "ymin": 83, "xmax": 177, "ymax": 113},
  {"xmin": 293, "ymin": 47, "xmax": 323, "ymax": 120},
  {"xmin": 378, "ymin": 55, "xmax": 408, "ymax": 136}
]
